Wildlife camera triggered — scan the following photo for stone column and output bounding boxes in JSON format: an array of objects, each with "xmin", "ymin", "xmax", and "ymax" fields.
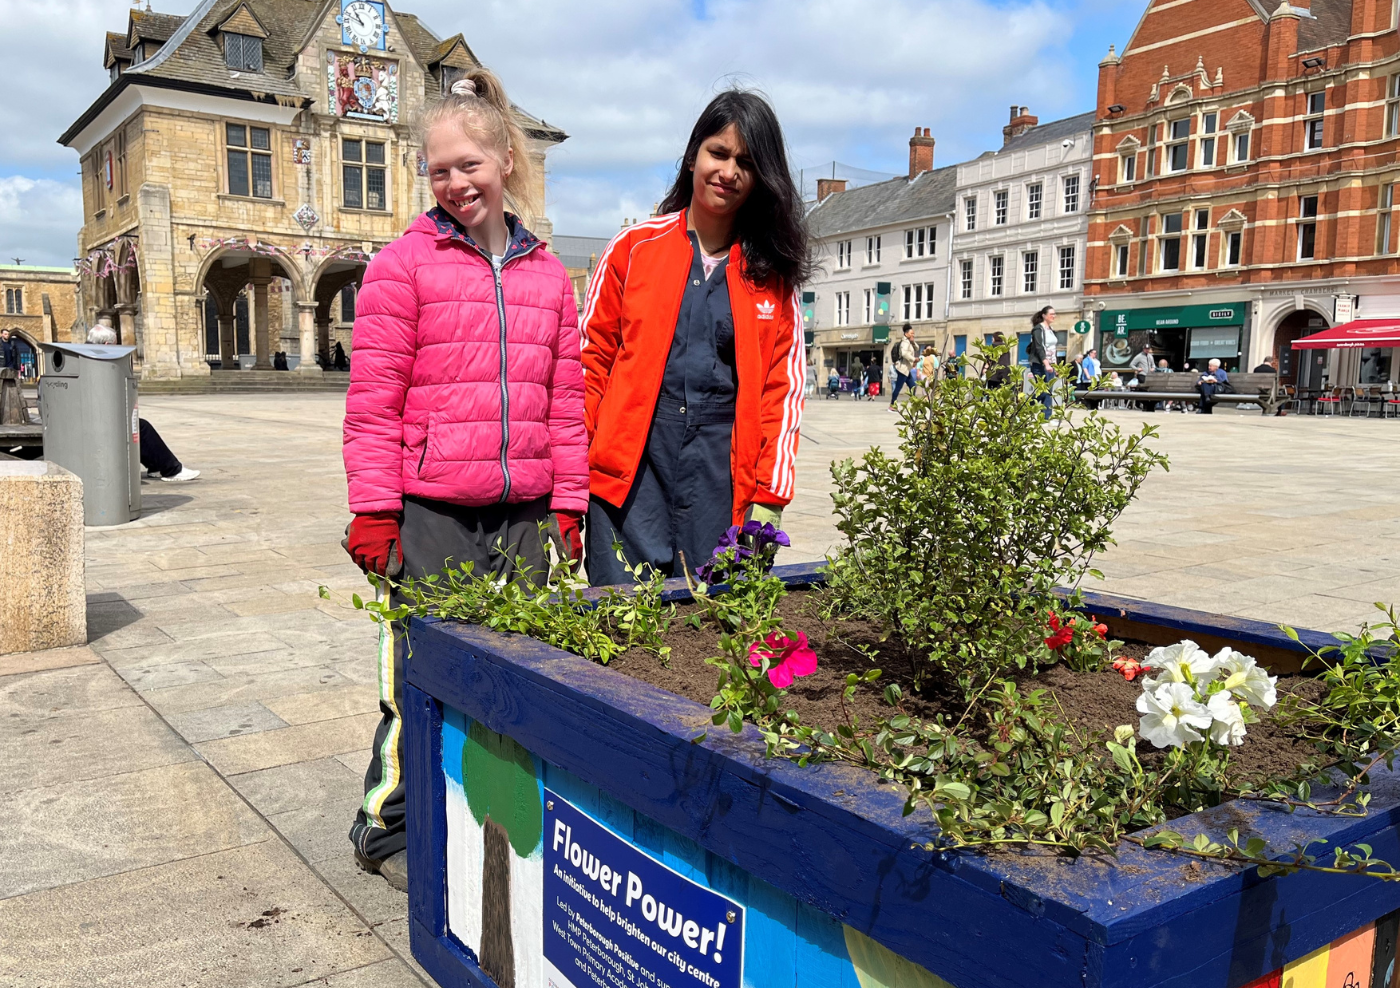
[
  {"xmin": 249, "ymin": 258, "xmax": 272, "ymax": 370},
  {"xmin": 218, "ymin": 306, "xmax": 237, "ymax": 370},
  {"xmin": 114, "ymin": 306, "xmax": 137, "ymax": 349},
  {"xmin": 316, "ymin": 314, "xmax": 333, "ymax": 366},
  {"xmin": 296, "ymin": 302, "xmax": 322, "ymax": 374}
]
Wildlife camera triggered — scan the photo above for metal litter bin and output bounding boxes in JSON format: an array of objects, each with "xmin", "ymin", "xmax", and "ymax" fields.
[{"xmin": 40, "ymin": 343, "xmax": 141, "ymax": 526}]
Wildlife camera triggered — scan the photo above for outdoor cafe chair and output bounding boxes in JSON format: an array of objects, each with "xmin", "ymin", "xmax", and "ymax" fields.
[
  {"xmin": 1315, "ymin": 387, "xmax": 1347, "ymax": 416},
  {"xmin": 1384, "ymin": 392, "xmax": 1400, "ymax": 420}
]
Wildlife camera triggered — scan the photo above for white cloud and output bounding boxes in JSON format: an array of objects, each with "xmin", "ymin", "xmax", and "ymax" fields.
[
  {"xmin": 0, "ymin": 177, "xmax": 83, "ymax": 268},
  {"xmin": 407, "ymin": 0, "xmax": 1080, "ymax": 235},
  {"xmin": 0, "ymin": 0, "xmax": 1095, "ymax": 252}
]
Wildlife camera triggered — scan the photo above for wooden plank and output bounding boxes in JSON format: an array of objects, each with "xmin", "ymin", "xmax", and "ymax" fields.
[
  {"xmin": 407, "ymin": 621, "xmax": 1092, "ymax": 988},
  {"xmin": 411, "ymin": 916, "xmax": 493, "ymax": 988},
  {"xmin": 403, "ymin": 568, "xmax": 1400, "ymax": 988},
  {"xmin": 405, "ymin": 683, "xmax": 449, "ymax": 938}
]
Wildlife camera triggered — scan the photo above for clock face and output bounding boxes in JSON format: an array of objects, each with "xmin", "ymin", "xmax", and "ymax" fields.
[{"xmin": 341, "ymin": 1, "xmax": 384, "ymax": 48}]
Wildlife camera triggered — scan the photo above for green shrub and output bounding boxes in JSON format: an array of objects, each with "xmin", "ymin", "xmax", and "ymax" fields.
[{"xmin": 825, "ymin": 344, "xmax": 1167, "ymax": 690}]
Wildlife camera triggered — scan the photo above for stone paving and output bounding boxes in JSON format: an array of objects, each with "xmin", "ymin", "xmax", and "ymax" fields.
[{"xmin": 5, "ymin": 393, "xmax": 1400, "ymax": 985}]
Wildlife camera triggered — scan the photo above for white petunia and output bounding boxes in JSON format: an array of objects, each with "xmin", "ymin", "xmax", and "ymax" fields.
[
  {"xmin": 1137, "ymin": 681, "xmax": 1214, "ymax": 749},
  {"xmin": 1140, "ymin": 641, "xmax": 1217, "ymax": 691},
  {"xmin": 1206, "ymin": 692, "xmax": 1248, "ymax": 746},
  {"xmin": 1209, "ymin": 648, "xmax": 1277, "ymax": 710}
]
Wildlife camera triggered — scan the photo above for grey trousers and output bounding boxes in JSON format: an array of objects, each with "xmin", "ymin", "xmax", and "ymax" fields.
[{"xmin": 349, "ymin": 495, "xmax": 551, "ymax": 862}]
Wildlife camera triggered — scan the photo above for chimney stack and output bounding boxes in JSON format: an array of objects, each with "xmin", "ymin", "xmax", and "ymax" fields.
[
  {"xmin": 908, "ymin": 127, "xmax": 935, "ymax": 178},
  {"xmin": 1003, "ymin": 106, "xmax": 1040, "ymax": 146},
  {"xmin": 816, "ymin": 177, "xmax": 848, "ymax": 201}
]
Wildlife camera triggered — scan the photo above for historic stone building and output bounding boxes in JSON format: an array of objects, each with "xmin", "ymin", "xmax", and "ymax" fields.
[
  {"xmin": 0, "ymin": 265, "xmax": 80, "ymax": 380},
  {"xmin": 949, "ymin": 108, "xmax": 1095, "ymax": 366},
  {"xmin": 61, "ymin": 1, "xmax": 565, "ymax": 379},
  {"xmin": 1087, "ymin": 0, "xmax": 1400, "ymax": 387}
]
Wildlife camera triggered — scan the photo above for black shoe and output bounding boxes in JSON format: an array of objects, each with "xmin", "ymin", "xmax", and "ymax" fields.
[{"xmin": 355, "ymin": 848, "xmax": 408, "ymax": 892}]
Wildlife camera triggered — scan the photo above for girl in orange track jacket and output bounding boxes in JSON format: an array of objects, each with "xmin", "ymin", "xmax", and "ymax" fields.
[{"xmin": 580, "ymin": 90, "xmax": 811, "ymax": 586}]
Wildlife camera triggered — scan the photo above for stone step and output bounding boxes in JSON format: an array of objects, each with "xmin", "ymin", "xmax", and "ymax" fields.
[{"xmin": 137, "ymin": 371, "xmax": 351, "ymax": 395}]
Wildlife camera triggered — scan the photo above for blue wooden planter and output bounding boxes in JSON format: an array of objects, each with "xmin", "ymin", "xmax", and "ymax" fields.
[{"xmin": 403, "ymin": 564, "xmax": 1400, "ymax": 988}]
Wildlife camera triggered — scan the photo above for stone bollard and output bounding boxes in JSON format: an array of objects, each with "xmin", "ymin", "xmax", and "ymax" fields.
[{"xmin": 0, "ymin": 460, "xmax": 86, "ymax": 654}]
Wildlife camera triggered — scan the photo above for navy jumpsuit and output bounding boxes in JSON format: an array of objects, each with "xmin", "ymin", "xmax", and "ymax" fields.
[{"xmin": 586, "ymin": 233, "xmax": 738, "ymax": 585}]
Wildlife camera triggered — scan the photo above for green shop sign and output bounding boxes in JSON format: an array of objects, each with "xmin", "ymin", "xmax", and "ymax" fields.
[
  {"xmin": 872, "ymin": 325, "xmax": 890, "ymax": 344},
  {"xmin": 1102, "ymin": 303, "xmax": 1246, "ymax": 339}
]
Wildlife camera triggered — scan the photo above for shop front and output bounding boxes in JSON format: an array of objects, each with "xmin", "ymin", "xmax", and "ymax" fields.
[
  {"xmin": 1099, "ymin": 302, "xmax": 1248, "ymax": 374},
  {"xmin": 811, "ymin": 326, "xmax": 891, "ymax": 389}
]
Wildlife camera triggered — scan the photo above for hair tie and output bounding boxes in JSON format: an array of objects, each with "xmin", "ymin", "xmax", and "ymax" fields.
[{"xmin": 450, "ymin": 79, "xmax": 477, "ymax": 97}]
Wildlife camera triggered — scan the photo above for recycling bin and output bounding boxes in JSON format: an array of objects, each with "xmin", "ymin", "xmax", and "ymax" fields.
[{"xmin": 39, "ymin": 342, "xmax": 141, "ymax": 526}]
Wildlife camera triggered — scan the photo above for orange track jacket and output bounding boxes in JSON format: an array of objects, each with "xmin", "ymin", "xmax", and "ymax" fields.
[{"xmin": 580, "ymin": 211, "xmax": 805, "ymax": 526}]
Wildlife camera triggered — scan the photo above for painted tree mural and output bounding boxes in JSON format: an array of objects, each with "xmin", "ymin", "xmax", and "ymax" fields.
[{"xmin": 463, "ymin": 721, "xmax": 542, "ymax": 988}]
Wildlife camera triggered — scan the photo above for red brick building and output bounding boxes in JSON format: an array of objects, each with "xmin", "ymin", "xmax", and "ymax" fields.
[{"xmin": 1086, "ymin": 0, "xmax": 1400, "ymax": 388}]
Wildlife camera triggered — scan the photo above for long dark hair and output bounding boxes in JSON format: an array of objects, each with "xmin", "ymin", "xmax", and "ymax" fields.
[
  {"xmin": 1031, "ymin": 305, "xmax": 1054, "ymax": 327},
  {"xmin": 659, "ymin": 89, "xmax": 812, "ymax": 287}
]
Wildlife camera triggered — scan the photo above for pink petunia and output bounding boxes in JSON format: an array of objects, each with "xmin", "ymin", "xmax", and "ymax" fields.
[{"xmin": 747, "ymin": 632, "xmax": 819, "ymax": 689}]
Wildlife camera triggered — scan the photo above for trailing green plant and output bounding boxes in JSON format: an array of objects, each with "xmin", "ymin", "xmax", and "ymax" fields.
[
  {"xmin": 319, "ymin": 536, "xmax": 675, "ymax": 666},
  {"xmin": 683, "ymin": 524, "xmax": 817, "ymax": 736},
  {"xmin": 824, "ymin": 341, "xmax": 1167, "ymax": 690}
]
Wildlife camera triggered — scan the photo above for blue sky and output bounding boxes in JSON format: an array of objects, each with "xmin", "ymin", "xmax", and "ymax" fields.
[{"xmin": 0, "ymin": 0, "xmax": 1144, "ymax": 266}]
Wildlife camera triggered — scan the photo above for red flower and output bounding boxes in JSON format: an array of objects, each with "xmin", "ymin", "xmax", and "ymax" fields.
[
  {"xmin": 1044, "ymin": 613, "xmax": 1075, "ymax": 651},
  {"xmin": 748, "ymin": 632, "xmax": 819, "ymax": 689},
  {"xmin": 1112, "ymin": 656, "xmax": 1144, "ymax": 681}
]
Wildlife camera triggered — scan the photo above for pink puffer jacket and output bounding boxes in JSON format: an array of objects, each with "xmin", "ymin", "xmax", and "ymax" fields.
[{"xmin": 343, "ymin": 209, "xmax": 588, "ymax": 515}]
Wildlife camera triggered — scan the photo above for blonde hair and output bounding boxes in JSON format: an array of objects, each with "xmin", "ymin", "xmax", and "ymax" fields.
[{"xmin": 416, "ymin": 67, "xmax": 541, "ymax": 220}]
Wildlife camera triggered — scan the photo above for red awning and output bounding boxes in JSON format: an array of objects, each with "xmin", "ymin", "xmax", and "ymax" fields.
[{"xmin": 1292, "ymin": 319, "xmax": 1400, "ymax": 349}]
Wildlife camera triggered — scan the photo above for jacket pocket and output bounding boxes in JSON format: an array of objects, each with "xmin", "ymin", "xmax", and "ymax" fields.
[{"xmin": 416, "ymin": 415, "xmax": 435, "ymax": 479}]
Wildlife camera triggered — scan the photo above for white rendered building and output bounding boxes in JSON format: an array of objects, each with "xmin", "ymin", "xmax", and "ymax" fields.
[{"xmin": 949, "ymin": 108, "xmax": 1095, "ymax": 366}]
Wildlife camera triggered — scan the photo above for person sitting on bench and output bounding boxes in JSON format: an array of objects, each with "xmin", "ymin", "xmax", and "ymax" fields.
[{"xmin": 1197, "ymin": 358, "xmax": 1231, "ymax": 415}]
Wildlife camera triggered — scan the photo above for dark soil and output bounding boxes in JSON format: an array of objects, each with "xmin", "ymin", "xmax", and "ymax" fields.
[{"xmin": 606, "ymin": 590, "xmax": 1326, "ymax": 785}]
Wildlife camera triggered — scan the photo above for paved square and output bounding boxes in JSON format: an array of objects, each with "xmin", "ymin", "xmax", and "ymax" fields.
[{"xmin": 4, "ymin": 392, "xmax": 1400, "ymax": 985}]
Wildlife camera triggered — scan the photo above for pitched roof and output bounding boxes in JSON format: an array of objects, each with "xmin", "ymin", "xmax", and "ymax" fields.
[
  {"xmin": 999, "ymin": 111, "xmax": 1096, "ymax": 155},
  {"xmin": 1298, "ymin": 0, "xmax": 1354, "ymax": 52},
  {"xmin": 104, "ymin": 31, "xmax": 133, "ymax": 68},
  {"xmin": 128, "ymin": 9, "xmax": 186, "ymax": 46},
  {"xmin": 551, "ymin": 235, "xmax": 611, "ymax": 269},
  {"xmin": 806, "ymin": 164, "xmax": 959, "ymax": 239},
  {"xmin": 64, "ymin": 0, "xmax": 566, "ymax": 145}
]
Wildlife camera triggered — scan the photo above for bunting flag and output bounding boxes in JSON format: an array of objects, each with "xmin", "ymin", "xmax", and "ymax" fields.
[{"xmin": 78, "ymin": 235, "xmax": 139, "ymax": 278}]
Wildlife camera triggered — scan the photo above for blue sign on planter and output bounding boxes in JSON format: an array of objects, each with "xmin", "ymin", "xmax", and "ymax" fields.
[{"xmin": 544, "ymin": 789, "xmax": 744, "ymax": 988}]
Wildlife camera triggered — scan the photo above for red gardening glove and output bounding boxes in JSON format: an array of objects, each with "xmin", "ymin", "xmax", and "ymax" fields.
[
  {"xmin": 345, "ymin": 511, "xmax": 401, "ymax": 577},
  {"xmin": 554, "ymin": 511, "xmax": 584, "ymax": 563}
]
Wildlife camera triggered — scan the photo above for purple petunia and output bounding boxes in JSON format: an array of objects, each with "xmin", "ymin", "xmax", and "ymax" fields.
[{"xmin": 695, "ymin": 524, "xmax": 791, "ymax": 585}]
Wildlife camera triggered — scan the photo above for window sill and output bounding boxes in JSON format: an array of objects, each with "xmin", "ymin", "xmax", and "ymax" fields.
[
  {"xmin": 339, "ymin": 206, "xmax": 391, "ymax": 215},
  {"xmin": 93, "ymin": 210, "xmax": 106, "ymax": 220},
  {"xmin": 116, "ymin": 195, "xmax": 130, "ymax": 208},
  {"xmin": 899, "ymin": 256, "xmax": 937, "ymax": 264},
  {"xmin": 218, "ymin": 193, "xmax": 286, "ymax": 206},
  {"xmin": 861, "ymin": 262, "xmax": 881, "ymax": 269}
]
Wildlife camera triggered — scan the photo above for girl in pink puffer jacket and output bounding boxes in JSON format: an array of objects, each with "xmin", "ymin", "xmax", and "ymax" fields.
[{"xmin": 341, "ymin": 68, "xmax": 587, "ymax": 879}]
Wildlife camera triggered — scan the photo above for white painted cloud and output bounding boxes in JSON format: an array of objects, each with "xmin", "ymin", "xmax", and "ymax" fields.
[
  {"xmin": 0, "ymin": 177, "xmax": 83, "ymax": 268},
  {"xmin": 0, "ymin": 0, "xmax": 1106, "ymax": 256}
]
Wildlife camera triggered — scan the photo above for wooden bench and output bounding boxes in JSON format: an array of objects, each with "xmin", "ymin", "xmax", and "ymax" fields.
[{"xmin": 1074, "ymin": 372, "xmax": 1286, "ymax": 415}]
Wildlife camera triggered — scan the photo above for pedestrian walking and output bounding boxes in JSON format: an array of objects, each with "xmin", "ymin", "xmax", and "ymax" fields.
[
  {"xmin": 579, "ymin": 89, "xmax": 808, "ymax": 587},
  {"xmin": 1027, "ymin": 306, "xmax": 1058, "ymax": 418},
  {"xmin": 1080, "ymin": 347, "xmax": 1100, "ymax": 382},
  {"xmin": 340, "ymin": 69, "xmax": 589, "ymax": 889},
  {"xmin": 805, "ymin": 361, "xmax": 817, "ymax": 397},
  {"xmin": 889, "ymin": 324, "xmax": 918, "ymax": 409},
  {"xmin": 0, "ymin": 329, "xmax": 19, "ymax": 371}
]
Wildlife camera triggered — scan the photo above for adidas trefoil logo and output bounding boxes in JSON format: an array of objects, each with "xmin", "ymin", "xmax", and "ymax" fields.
[{"xmin": 756, "ymin": 300, "xmax": 776, "ymax": 321}]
